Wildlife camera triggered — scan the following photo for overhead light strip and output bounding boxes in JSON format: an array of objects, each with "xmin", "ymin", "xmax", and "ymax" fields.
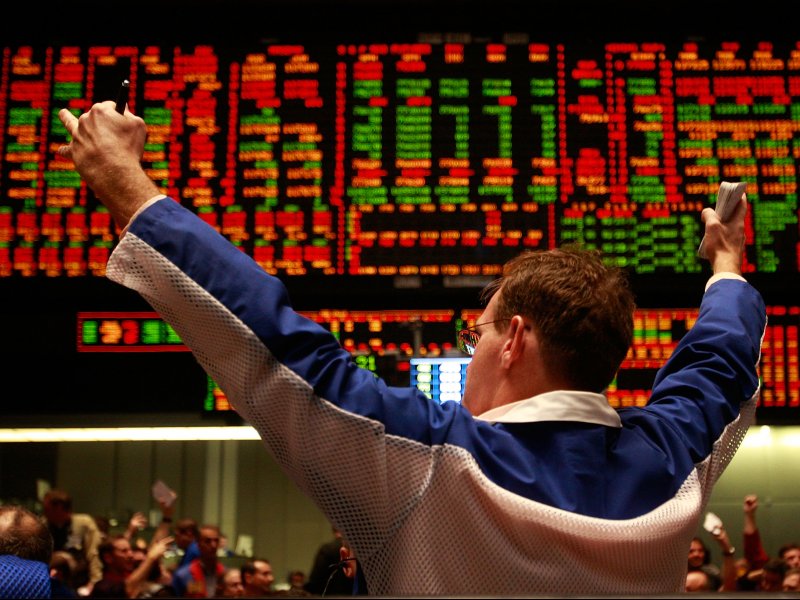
[{"xmin": 0, "ymin": 427, "xmax": 260, "ymax": 442}]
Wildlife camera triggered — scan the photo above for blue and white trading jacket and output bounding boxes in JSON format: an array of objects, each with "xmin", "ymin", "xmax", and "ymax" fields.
[{"xmin": 107, "ymin": 197, "xmax": 766, "ymax": 595}]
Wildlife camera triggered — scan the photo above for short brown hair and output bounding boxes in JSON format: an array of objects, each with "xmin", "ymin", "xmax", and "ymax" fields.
[
  {"xmin": 98, "ymin": 535, "xmax": 130, "ymax": 570},
  {"xmin": 489, "ymin": 245, "xmax": 634, "ymax": 392}
]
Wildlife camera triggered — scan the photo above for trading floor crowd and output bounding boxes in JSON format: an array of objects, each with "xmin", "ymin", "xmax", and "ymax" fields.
[{"xmin": 0, "ymin": 487, "xmax": 798, "ymax": 597}]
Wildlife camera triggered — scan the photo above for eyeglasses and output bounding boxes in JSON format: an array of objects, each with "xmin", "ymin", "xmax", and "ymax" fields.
[{"xmin": 456, "ymin": 319, "xmax": 511, "ymax": 356}]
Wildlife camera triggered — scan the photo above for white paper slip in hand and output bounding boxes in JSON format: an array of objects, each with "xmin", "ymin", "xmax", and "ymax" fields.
[
  {"xmin": 697, "ymin": 181, "xmax": 747, "ymax": 259},
  {"xmin": 151, "ymin": 479, "xmax": 178, "ymax": 507},
  {"xmin": 703, "ymin": 511, "xmax": 723, "ymax": 536}
]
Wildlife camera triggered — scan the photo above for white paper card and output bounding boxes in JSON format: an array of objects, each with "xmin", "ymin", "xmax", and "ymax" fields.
[{"xmin": 151, "ymin": 479, "xmax": 178, "ymax": 507}]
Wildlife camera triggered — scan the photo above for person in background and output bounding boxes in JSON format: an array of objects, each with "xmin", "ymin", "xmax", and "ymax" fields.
[
  {"xmin": 169, "ymin": 519, "xmax": 200, "ymax": 572},
  {"xmin": 89, "ymin": 534, "xmax": 174, "ymax": 599},
  {"xmin": 732, "ymin": 556, "xmax": 753, "ymax": 591},
  {"xmin": 685, "ymin": 569, "xmax": 712, "ymax": 592},
  {"xmin": 783, "ymin": 567, "xmax": 800, "ymax": 591},
  {"xmin": 216, "ymin": 534, "xmax": 235, "ymax": 558},
  {"xmin": 688, "ymin": 512, "xmax": 738, "ymax": 591},
  {"xmin": 709, "ymin": 521, "xmax": 738, "ymax": 591},
  {"xmin": 138, "ymin": 498, "xmax": 198, "ymax": 576},
  {"xmin": 305, "ymin": 531, "xmax": 365, "ymax": 597},
  {"xmin": 42, "ymin": 488, "xmax": 104, "ymax": 594},
  {"xmin": 741, "ymin": 493, "xmax": 800, "ymax": 587},
  {"xmin": 50, "ymin": 551, "xmax": 79, "ymax": 598},
  {"xmin": 131, "ymin": 537, "xmax": 174, "ymax": 597},
  {"xmin": 0, "ymin": 504, "xmax": 61, "ymax": 599},
  {"xmin": 778, "ymin": 542, "xmax": 800, "ymax": 570},
  {"xmin": 285, "ymin": 570, "xmax": 309, "ymax": 596},
  {"xmin": 0, "ymin": 506, "xmax": 54, "ymax": 562},
  {"xmin": 304, "ymin": 528, "xmax": 349, "ymax": 596},
  {"xmin": 743, "ymin": 494, "xmax": 769, "ymax": 572},
  {"xmin": 754, "ymin": 557, "xmax": 789, "ymax": 592},
  {"xmin": 123, "ymin": 512, "xmax": 149, "ymax": 543},
  {"xmin": 687, "ymin": 537, "xmax": 721, "ymax": 590},
  {"xmin": 93, "ymin": 516, "xmax": 112, "ymax": 538},
  {"xmin": 90, "ymin": 535, "xmax": 136, "ymax": 599},
  {"xmin": 240, "ymin": 558, "xmax": 275, "ymax": 597},
  {"xmin": 216, "ymin": 568, "xmax": 244, "ymax": 598},
  {"xmin": 337, "ymin": 539, "xmax": 367, "ymax": 596},
  {"xmin": 58, "ymin": 97, "xmax": 766, "ymax": 595},
  {"xmin": 171, "ymin": 524, "xmax": 225, "ymax": 598}
]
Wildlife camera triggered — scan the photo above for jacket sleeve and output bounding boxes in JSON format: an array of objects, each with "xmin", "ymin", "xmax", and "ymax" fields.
[
  {"xmin": 633, "ymin": 278, "xmax": 766, "ymax": 477},
  {"xmin": 78, "ymin": 514, "xmax": 104, "ymax": 585},
  {"xmin": 106, "ymin": 197, "xmax": 460, "ymax": 560},
  {"xmin": 744, "ymin": 528, "xmax": 770, "ymax": 570}
]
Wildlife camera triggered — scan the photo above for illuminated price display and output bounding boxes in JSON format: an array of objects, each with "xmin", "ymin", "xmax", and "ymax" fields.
[
  {"xmin": 410, "ymin": 357, "xmax": 470, "ymax": 404},
  {"xmin": 77, "ymin": 312, "xmax": 188, "ymax": 352},
  {"xmin": 2, "ymin": 36, "xmax": 800, "ymax": 279},
  {"xmin": 75, "ymin": 307, "xmax": 800, "ymax": 418}
]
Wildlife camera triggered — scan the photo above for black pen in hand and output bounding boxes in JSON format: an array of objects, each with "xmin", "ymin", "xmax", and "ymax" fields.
[{"xmin": 115, "ymin": 79, "xmax": 130, "ymax": 114}]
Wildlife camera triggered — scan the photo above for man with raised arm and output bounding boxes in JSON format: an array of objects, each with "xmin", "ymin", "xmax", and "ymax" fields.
[{"xmin": 58, "ymin": 102, "xmax": 765, "ymax": 595}]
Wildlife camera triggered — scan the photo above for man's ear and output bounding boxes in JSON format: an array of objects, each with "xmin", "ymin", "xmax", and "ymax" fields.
[{"xmin": 500, "ymin": 316, "xmax": 527, "ymax": 368}]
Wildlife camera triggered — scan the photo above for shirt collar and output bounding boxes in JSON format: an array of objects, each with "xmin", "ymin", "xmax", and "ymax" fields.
[{"xmin": 474, "ymin": 390, "xmax": 622, "ymax": 428}]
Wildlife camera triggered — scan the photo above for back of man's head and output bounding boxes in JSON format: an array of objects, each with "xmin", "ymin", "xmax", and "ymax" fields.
[
  {"xmin": 493, "ymin": 245, "xmax": 635, "ymax": 391},
  {"xmin": 0, "ymin": 504, "xmax": 54, "ymax": 563}
]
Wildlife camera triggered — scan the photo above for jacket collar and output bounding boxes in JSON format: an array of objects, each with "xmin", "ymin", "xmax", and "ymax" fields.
[{"xmin": 474, "ymin": 390, "xmax": 622, "ymax": 427}]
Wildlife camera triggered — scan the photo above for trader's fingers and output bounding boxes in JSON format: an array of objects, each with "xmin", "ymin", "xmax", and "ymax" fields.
[
  {"xmin": 58, "ymin": 108, "xmax": 78, "ymax": 136},
  {"xmin": 700, "ymin": 206, "xmax": 718, "ymax": 226},
  {"xmin": 57, "ymin": 108, "xmax": 78, "ymax": 158}
]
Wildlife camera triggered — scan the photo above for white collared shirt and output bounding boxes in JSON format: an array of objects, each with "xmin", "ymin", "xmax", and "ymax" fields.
[{"xmin": 474, "ymin": 390, "xmax": 622, "ymax": 427}]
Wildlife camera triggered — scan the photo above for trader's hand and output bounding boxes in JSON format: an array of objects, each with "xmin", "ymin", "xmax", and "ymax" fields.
[
  {"xmin": 700, "ymin": 193, "xmax": 747, "ymax": 275},
  {"xmin": 126, "ymin": 511, "xmax": 148, "ymax": 537},
  {"xmin": 744, "ymin": 494, "xmax": 758, "ymax": 516},
  {"xmin": 58, "ymin": 102, "xmax": 159, "ymax": 229}
]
